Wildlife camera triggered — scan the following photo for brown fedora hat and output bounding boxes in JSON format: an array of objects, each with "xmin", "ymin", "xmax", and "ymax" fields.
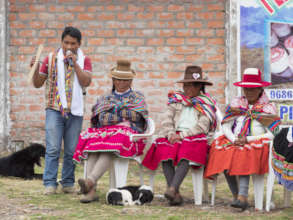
[
  {"xmin": 109, "ymin": 60, "xmax": 136, "ymax": 79},
  {"xmin": 176, "ymin": 65, "xmax": 213, "ymax": 85}
]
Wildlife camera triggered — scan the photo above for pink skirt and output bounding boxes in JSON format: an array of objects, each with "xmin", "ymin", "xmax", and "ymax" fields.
[
  {"xmin": 142, "ymin": 133, "xmax": 209, "ymax": 170},
  {"xmin": 73, "ymin": 125, "xmax": 145, "ymax": 163}
]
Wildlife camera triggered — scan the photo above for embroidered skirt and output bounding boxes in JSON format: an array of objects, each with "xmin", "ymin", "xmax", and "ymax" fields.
[
  {"xmin": 272, "ymin": 144, "xmax": 293, "ymax": 191},
  {"xmin": 73, "ymin": 125, "xmax": 145, "ymax": 163},
  {"xmin": 204, "ymin": 135, "xmax": 270, "ymax": 178},
  {"xmin": 142, "ymin": 133, "xmax": 209, "ymax": 171}
]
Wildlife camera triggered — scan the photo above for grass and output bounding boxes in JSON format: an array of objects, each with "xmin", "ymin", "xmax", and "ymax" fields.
[{"xmin": 0, "ymin": 158, "xmax": 292, "ymax": 220}]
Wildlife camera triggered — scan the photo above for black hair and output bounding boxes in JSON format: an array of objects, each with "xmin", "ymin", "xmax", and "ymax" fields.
[
  {"xmin": 192, "ymin": 82, "xmax": 206, "ymax": 93},
  {"xmin": 61, "ymin": 26, "xmax": 82, "ymax": 44}
]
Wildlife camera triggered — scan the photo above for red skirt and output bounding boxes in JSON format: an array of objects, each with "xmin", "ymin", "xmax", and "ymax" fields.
[
  {"xmin": 142, "ymin": 133, "xmax": 209, "ymax": 170},
  {"xmin": 204, "ymin": 135, "xmax": 270, "ymax": 178},
  {"xmin": 73, "ymin": 125, "xmax": 145, "ymax": 163}
]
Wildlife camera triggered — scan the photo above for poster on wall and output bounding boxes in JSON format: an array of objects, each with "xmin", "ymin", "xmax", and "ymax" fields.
[{"xmin": 239, "ymin": 0, "xmax": 293, "ymax": 124}]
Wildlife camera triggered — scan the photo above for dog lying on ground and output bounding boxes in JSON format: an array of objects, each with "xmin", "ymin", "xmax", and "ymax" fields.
[
  {"xmin": 0, "ymin": 143, "xmax": 45, "ymax": 179},
  {"xmin": 106, "ymin": 185, "xmax": 153, "ymax": 206}
]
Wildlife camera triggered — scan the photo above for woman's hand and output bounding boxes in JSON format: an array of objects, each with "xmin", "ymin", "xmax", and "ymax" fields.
[
  {"xmin": 234, "ymin": 137, "xmax": 247, "ymax": 145},
  {"xmin": 168, "ymin": 134, "xmax": 181, "ymax": 144},
  {"xmin": 30, "ymin": 56, "xmax": 39, "ymax": 68}
]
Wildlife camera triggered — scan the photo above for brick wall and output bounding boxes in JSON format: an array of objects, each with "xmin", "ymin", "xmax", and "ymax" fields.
[{"xmin": 8, "ymin": 0, "xmax": 226, "ymax": 145}]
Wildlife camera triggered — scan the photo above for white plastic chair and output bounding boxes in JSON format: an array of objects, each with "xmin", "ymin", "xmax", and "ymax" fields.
[{"xmin": 83, "ymin": 118, "xmax": 155, "ymax": 188}]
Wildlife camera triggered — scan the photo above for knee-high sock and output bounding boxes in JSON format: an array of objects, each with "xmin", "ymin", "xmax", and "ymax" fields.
[
  {"xmin": 171, "ymin": 159, "xmax": 189, "ymax": 192},
  {"xmin": 86, "ymin": 153, "xmax": 99, "ymax": 179},
  {"xmin": 238, "ymin": 175, "xmax": 250, "ymax": 197},
  {"xmin": 162, "ymin": 160, "xmax": 175, "ymax": 187},
  {"xmin": 88, "ymin": 153, "xmax": 112, "ymax": 184},
  {"xmin": 224, "ymin": 171, "xmax": 239, "ymax": 196}
]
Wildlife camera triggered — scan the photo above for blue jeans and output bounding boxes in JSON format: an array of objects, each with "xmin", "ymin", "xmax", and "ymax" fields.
[{"xmin": 43, "ymin": 109, "xmax": 83, "ymax": 188}]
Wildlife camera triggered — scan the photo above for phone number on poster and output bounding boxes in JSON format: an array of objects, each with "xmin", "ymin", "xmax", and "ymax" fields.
[{"xmin": 266, "ymin": 89, "xmax": 293, "ymax": 101}]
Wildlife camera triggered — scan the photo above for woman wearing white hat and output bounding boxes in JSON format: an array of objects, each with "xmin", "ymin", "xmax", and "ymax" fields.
[
  {"xmin": 204, "ymin": 68, "xmax": 281, "ymax": 211},
  {"xmin": 73, "ymin": 60, "xmax": 148, "ymax": 203}
]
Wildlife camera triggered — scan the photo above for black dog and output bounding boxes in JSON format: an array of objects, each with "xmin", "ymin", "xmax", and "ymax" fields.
[
  {"xmin": 0, "ymin": 143, "xmax": 45, "ymax": 179},
  {"xmin": 106, "ymin": 185, "xmax": 153, "ymax": 206}
]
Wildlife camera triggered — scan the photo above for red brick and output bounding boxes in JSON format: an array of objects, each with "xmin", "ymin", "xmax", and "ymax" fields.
[
  {"xmin": 168, "ymin": 55, "xmax": 184, "ymax": 62},
  {"xmin": 187, "ymin": 21, "xmax": 202, "ymax": 28},
  {"xmin": 197, "ymin": 29, "xmax": 215, "ymax": 37},
  {"xmin": 186, "ymin": 38, "xmax": 204, "ymax": 45},
  {"xmin": 30, "ymin": 21, "xmax": 46, "ymax": 29},
  {"xmin": 10, "ymin": 21, "xmax": 26, "ymax": 29},
  {"xmin": 147, "ymin": 21, "xmax": 165, "ymax": 28},
  {"xmin": 136, "ymin": 30, "xmax": 155, "ymax": 37},
  {"xmin": 47, "ymin": 21, "xmax": 64, "ymax": 29},
  {"xmin": 137, "ymin": 13, "xmax": 154, "ymax": 20},
  {"xmin": 216, "ymin": 29, "xmax": 225, "ymax": 37},
  {"xmin": 158, "ymin": 13, "xmax": 174, "ymax": 20},
  {"xmin": 168, "ymin": 5, "xmax": 184, "ymax": 11},
  {"xmin": 39, "ymin": 30, "xmax": 56, "ymax": 37},
  {"xmin": 176, "ymin": 46, "xmax": 195, "ymax": 54},
  {"xmin": 157, "ymin": 47, "xmax": 175, "ymax": 53},
  {"xmin": 207, "ymin": 3, "xmax": 225, "ymax": 11},
  {"xmin": 77, "ymin": 13, "xmax": 95, "ymax": 20},
  {"xmin": 29, "ymin": 5, "xmax": 46, "ymax": 12},
  {"xmin": 187, "ymin": 5, "xmax": 204, "ymax": 12},
  {"xmin": 117, "ymin": 30, "xmax": 135, "ymax": 37},
  {"xmin": 29, "ymin": 105, "xmax": 42, "ymax": 112},
  {"xmin": 207, "ymin": 54, "xmax": 225, "ymax": 62},
  {"xmin": 96, "ymin": 30, "xmax": 115, "ymax": 37},
  {"xmin": 176, "ymin": 30, "xmax": 194, "ymax": 37},
  {"xmin": 186, "ymin": 54, "xmax": 203, "ymax": 62},
  {"xmin": 107, "ymin": 38, "xmax": 125, "ymax": 46},
  {"xmin": 127, "ymin": 39, "xmax": 144, "ymax": 46},
  {"xmin": 197, "ymin": 12, "xmax": 214, "ymax": 20},
  {"xmin": 67, "ymin": 6, "xmax": 86, "ymax": 12},
  {"xmin": 117, "ymin": 13, "xmax": 135, "ymax": 20},
  {"xmin": 167, "ymin": 72, "xmax": 182, "ymax": 79},
  {"xmin": 10, "ymin": 38, "xmax": 26, "ymax": 46},
  {"xmin": 202, "ymin": 63, "xmax": 214, "ymax": 71},
  {"xmin": 128, "ymin": 5, "xmax": 144, "ymax": 12},
  {"xmin": 215, "ymin": 12, "xmax": 225, "ymax": 19},
  {"xmin": 159, "ymin": 80, "xmax": 175, "ymax": 87},
  {"xmin": 137, "ymin": 47, "xmax": 155, "ymax": 54},
  {"xmin": 148, "ymin": 5, "xmax": 164, "ymax": 12},
  {"xmin": 167, "ymin": 38, "xmax": 184, "ymax": 45},
  {"xmin": 149, "ymin": 72, "xmax": 165, "ymax": 79},
  {"xmin": 49, "ymin": 6, "xmax": 65, "ymax": 12},
  {"xmin": 97, "ymin": 13, "xmax": 115, "ymax": 20},
  {"xmin": 176, "ymin": 12, "xmax": 193, "ymax": 20},
  {"xmin": 88, "ymin": 38, "xmax": 104, "ymax": 45},
  {"xmin": 47, "ymin": 38, "xmax": 60, "ymax": 44},
  {"xmin": 167, "ymin": 21, "xmax": 185, "ymax": 28},
  {"xmin": 207, "ymin": 38, "xmax": 225, "ymax": 45},
  {"xmin": 208, "ymin": 20, "xmax": 224, "ymax": 28},
  {"xmin": 87, "ymin": 6, "xmax": 104, "ymax": 12},
  {"xmin": 38, "ymin": 13, "xmax": 56, "ymax": 20},
  {"xmin": 147, "ymin": 38, "xmax": 164, "ymax": 45},
  {"xmin": 157, "ymin": 30, "xmax": 174, "ymax": 37},
  {"xmin": 106, "ymin": 5, "xmax": 125, "ymax": 11},
  {"xmin": 19, "ymin": 30, "xmax": 36, "ymax": 37}
]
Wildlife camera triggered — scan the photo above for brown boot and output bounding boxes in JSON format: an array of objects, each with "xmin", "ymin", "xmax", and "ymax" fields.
[
  {"xmin": 164, "ymin": 186, "xmax": 176, "ymax": 202},
  {"xmin": 80, "ymin": 188, "xmax": 99, "ymax": 203},
  {"xmin": 169, "ymin": 193, "xmax": 183, "ymax": 206},
  {"xmin": 78, "ymin": 178, "xmax": 95, "ymax": 194}
]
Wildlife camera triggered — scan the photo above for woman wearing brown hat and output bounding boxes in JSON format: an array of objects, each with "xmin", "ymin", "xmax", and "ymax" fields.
[
  {"xmin": 204, "ymin": 68, "xmax": 281, "ymax": 211},
  {"xmin": 142, "ymin": 66, "xmax": 217, "ymax": 206},
  {"xmin": 73, "ymin": 60, "xmax": 148, "ymax": 203}
]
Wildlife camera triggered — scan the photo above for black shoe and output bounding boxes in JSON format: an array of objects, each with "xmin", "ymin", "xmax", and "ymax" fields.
[
  {"xmin": 230, "ymin": 199, "xmax": 238, "ymax": 207},
  {"xmin": 231, "ymin": 199, "xmax": 248, "ymax": 211}
]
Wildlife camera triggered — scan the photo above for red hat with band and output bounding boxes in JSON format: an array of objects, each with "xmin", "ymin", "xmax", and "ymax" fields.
[{"xmin": 233, "ymin": 68, "xmax": 271, "ymax": 88}]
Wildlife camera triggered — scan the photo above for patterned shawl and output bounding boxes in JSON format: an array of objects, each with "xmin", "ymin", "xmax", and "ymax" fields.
[
  {"xmin": 168, "ymin": 91, "xmax": 217, "ymax": 131},
  {"xmin": 222, "ymin": 92, "xmax": 281, "ymax": 137},
  {"xmin": 91, "ymin": 90, "xmax": 148, "ymax": 125}
]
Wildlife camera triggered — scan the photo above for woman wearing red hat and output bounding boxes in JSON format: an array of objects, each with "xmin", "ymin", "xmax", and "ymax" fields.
[
  {"xmin": 142, "ymin": 65, "xmax": 217, "ymax": 206},
  {"xmin": 204, "ymin": 68, "xmax": 281, "ymax": 211}
]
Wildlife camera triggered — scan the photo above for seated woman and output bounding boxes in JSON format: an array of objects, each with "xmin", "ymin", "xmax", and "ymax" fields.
[
  {"xmin": 73, "ymin": 60, "xmax": 148, "ymax": 203},
  {"xmin": 272, "ymin": 126, "xmax": 293, "ymax": 191},
  {"xmin": 142, "ymin": 66, "xmax": 217, "ymax": 206},
  {"xmin": 205, "ymin": 68, "xmax": 281, "ymax": 211}
]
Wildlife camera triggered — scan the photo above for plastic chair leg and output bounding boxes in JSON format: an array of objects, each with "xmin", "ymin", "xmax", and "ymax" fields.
[
  {"xmin": 252, "ymin": 174, "xmax": 264, "ymax": 211},
  {"xmin": 211, "ymin": 176, "xmax": 217, "ymax": 206},
  {"xmin": 113, "ymin": 157, "xmax": 129, "ymax": 188},
  {"xmin": 191, "ymin": 167, "xmax": 204, "ymax": 205},
  {"xmin": 284, "ymin": 188, "xmax": 292, "ymax": 208}
]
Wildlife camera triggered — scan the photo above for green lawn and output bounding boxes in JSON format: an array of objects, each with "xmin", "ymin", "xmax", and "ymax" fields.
[{"xmin": 0, "ymin": 159, "xmax": 292, "ymax": 220}]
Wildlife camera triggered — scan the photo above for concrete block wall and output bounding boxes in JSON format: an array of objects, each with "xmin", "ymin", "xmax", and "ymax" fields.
[{"xmin": 8, "ymin": 0, "xmax": 226, "ymax": 145}]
